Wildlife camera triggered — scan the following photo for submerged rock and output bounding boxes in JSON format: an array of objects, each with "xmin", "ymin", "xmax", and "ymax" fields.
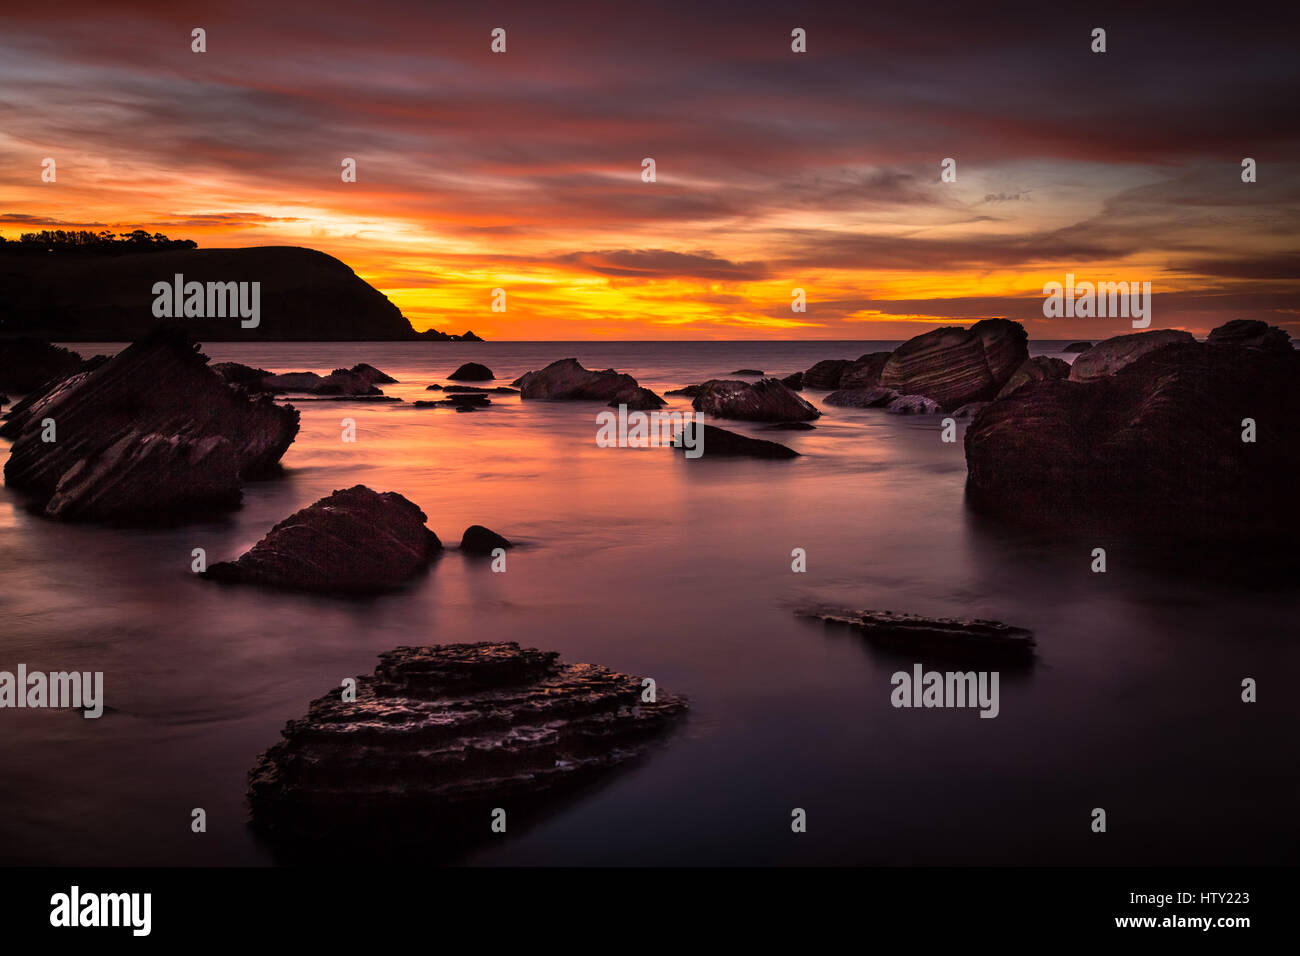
[
  {"xmin": 824, "ymin": 386, "xmax": 897, "ymax": 408},
  {"xmin": 675, "ymin": 423, "xmax": 799, "ymax": 459},
  {"xmin": 799, "ymin": 607, "xmax": 1035, "ymax": 663},
  {"xmin": 513, "ymin": 358, "xmax": 638, "ymax": 400},
  {"xmin": 1, "ymin": 328, "xmax": 299, "ymax": 522},
  {"xmin": 609, "ymin": 386, "xmax": 667, "ymax": 410},
  {"xmin": 1068, "ymin": 329, "xmax": 1194, "ymax": 382},
  {"xmin": 965, "ymin": 341, "xmax": 1300, "ymax": 538},
  {"xmin": 995, "ymin": 355, "xmax": 1069, "ymax": 400},
  {"xmin": 448, "ymin": 362, "xmax": 494, "ymax": 381},
  {"xmin": 1206, "ymin": 319, "xmax": 1292, "ymax": 353},
  {"xmin": 246, "ymin": 642, "xmax": 687, "ymax": 857},
  {"xmin": 691, "ymin": 378, "xmax": 820, "ymax": 422},
  {"xmin": 414, "ymin": 394, "xmax": 491, "ymax": 408},
  {"xmin": 764, "ymin": 421, "xmax": 816, "ymax": 431},
  {"xmin": 205, "ymin": 485, "xmax": 441, "ymax": 593},
  {"xmin": 0, "ymin": 338, "xmax": 85, "ymax": 393},
  {"xmin": 460, "ymin": 524, "xmax": 512, "ymax": 553}
]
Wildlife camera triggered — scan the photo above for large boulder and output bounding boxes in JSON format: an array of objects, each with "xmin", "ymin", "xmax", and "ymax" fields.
[
  {"xmin": 2, "ymin": 328, "xmax": 299, "ymax": 522},
  {"xmin": 965, "ymin": 341, "xmax": 1300, "ymax": 538},
  {"xmin": 780, "ymin": 371, "xmax": 804, "ymax": 390},
  {"xmin": 448, "ymin": 362, "xmax": 493, "ymax": 381},
  {"xmin": 691, "ymin": 378, "xmax": 820, "ymax": 422},
  {"xmin": 347, "ymin": 363, "xmax": 398, "ymax": 385},
  {"xmin": 1063, "ymin": 341, "xmax": 1092, "ymax": 353},
  {"xmin": 261, "ymin": 370, "xmax": 381, "ymax": 396},
  {"xmin": 513, "ymin": 358, "xmax": 639, "ymax": 400},
  {"xmin": 823, "ymin": 386, "xmax": 898, "ymax": 408},
  {"xmin": 995, "ymin": 356, "xmax": 1070, "ymax": 399},
  {"xmin": 609, "ymin": 386, "xmax": 666, "ymax": 410},
  {"xmin": 803, "ymin": 359, "xmax": 854, "ymax": 389},
  {"xmin": 1206, "ymin": 319, "xmax": 1292, "ymax": 353},
  {"xmin": 205, "ymin": 485, "xmax": 442, "ymax": 593},
  {"xmin": 838, "ymin": 352, "xmax": 891, "ymax": 389},
  {"xmin": 0, "ymin": 338, "xmax": 86, "ymax": 392},
  {"xmin": 1067, "ymin": 329, "xmax": 1194, "ymax": 382},
  {"xmin": 880, "ymin": 321, "xmax": 1027, "ymax": 410},
  {"xmin": 246, "ymin": 642, "xmax": 687, "ymax": 857}
]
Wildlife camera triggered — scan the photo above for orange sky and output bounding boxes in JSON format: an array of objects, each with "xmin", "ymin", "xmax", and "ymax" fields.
[{"xmin": 1, "ymin": 2, "xmax": 1296, "ymax": 340}]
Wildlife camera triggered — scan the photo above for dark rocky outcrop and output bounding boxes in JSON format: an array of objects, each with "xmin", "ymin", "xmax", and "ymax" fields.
[
  {"xmin": 1063, "ymin": 341, "xmax": 1092, "ymax": 353},
  {"xmin": 246, "ymin": 642, "xmax": 687, "ymax": 857},
  {"xmin": 691, "ymin": 378, "xmax": 820, "ymax": 422},
  {"xmin": 212, "ymin": 361, "xmax": 273, "ymax": 389},
  {"xmin": 780, "ymin": 371, "xmax": 804, "ymax": 390},
  {"xmin": 803, "ymin": 359, "xmax": 854, "ymax": 389},
  {"xmin": 1068, "ymin": 329, "xmax": 1194, "ymax": 382},
  {"xmin": 838, "ymin": 352, "xmax": 891, "ymax": 389},
  {"xmin": 764, "ymin": 421, "xmax": 816, "ymax": 431},
  {"xmin": 205, "ymin": 485, "xmax": 441, "ymax": 593},
  {"xmin": 965, "ymin": 341, "xmax": 1300, "ymax": 538},
  {"xmin": 880, "ymin": 320, "xmax": 1028, "ymax": 410},
  {"xmin": 513, "ymin": 358, "xmax": 639, "ymax": 401},
  {"xmin": 995, "ymin": 355, "xmax": 1070, "ymax": 400},
  {"xmin": 347, "ymin": 363, "xmax": 398, "ymax": 385},
  {"xmin": 414, "ymin": 394, "xmax": 491, "ymax": 408},
  {"xmin": 2, "ymin": 328, "xmax": 298, "ymax": 522},
  {"xmin": 0, "ymin": 338, "xmax": 86, "ymax": 392},
  {"xmin": 675, "ymin": 423, "xmax": 799, "ymax": 459},
  {"xmin": 1206, "ymin": 319, "xmax": 1292, "ymax": 353},
  {"xmin": 448, "ymin": 362, "xmax": 494, "ymax": 381},
  {"xmin": 609, "ymin": 386, "xmax": 667, "ymax": 411},
  {"xmin": 886, "ymin": 394, "xmax": 943, "ymax": 414},
  {"xmin": 824, "ymin": 386, "xmax": 897, "ymax": 408},
  {"xmin": 460, "ymin": 524, "xmax": 512, "ymax": 553},
  {"xmin": 951, "ymin": 401, "xmax": 990, "ymax": 419},
  {"xmin": 432, "ymin": 385, "xmax": 519, "ymax": 394},
  {"xmin": 799, "ymin": 607, "xmax": 1035, "ymax": 663},
  {"xmin": 730, "ymin": 368, "xmax": 764, "ymax": 375},
  {"xmin": 665, "ymin": 385, "xmax": 701, "ymax": 397}
]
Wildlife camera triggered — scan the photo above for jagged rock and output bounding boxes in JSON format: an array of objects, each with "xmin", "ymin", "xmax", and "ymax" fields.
[
  {"xmin": 262, "ymin": 369, "xmax": 381, "ymax": 396},
  {"xmin": 730, "ymin": 368, "xmax": 763, "ymax": 375},
  {"xmin": 1063, "ymin": 341, "xmax": 1092, "ymax": 353},
  {"xmin": 1206, "ymin": 319, "xmax": 1292, "ymax": 353},
  {"xmin": 666, "ymin": 385, "xmax": 701, "ymax": 397},
  {"xmin": 513, "ymin": 358, "xmax": 639, "ymax": 400},
  {"xmin": 880, "ymin": 321, "xmax": 1028, "ymax": 410},
  {"xmin": 2, "ymin": 328, "xmax": 298, "ymax": 522},
  {"xmin": 212, "ymin": 362, "xmax": 273, "ymax": 389},
  {"xmin": 205, "ymin": 485, "xmax": 441, "ymax": 593},
  {"xmin": 965, "ymin": 341, "xmax": 1300, "ymax": 538},
  {"xmin": 347, "ymin": 363, "xmax": 398, "ymax": 384},
  {"xmin": 780, "ymin": 371, "xmax": 804, "ymax": 390},
  {"xmin": 951, "ymin": 401, "xmax": 990, "ymax": 419},
  {"xmin": 458, "ymin": 330, "xmax": 484, "ymax": 342},
  {"xmin": 839, "ymin": 352, "xmax": 891, "ymax": 389},
  {"xmin": 675, "ymin": 423, "xmax": 799, "ymax": 459},
  {"xmin": 1068, "ymin": 329, "xmax": 1195, "ymax": 382},
  {"xmin": 995, "ymin": 356, "xmax": 1070, "ymax": 399},
  {"xmin": 798, "ymin": 607, "xmax": 1035, "ymax": 663},
  {"xmin": 460, "ymin": 525, "xmax": 512, "ymax": 553},
  {"xmin": 886, "ymin": 394, "xmax": 943, "ymax": 414},
  {"xmin": 609, "ymin": 386, "xmax": 667, "ymax": 410},
  {"xmin": 764, "ymin": 421, "xmax": 816, "ymax": 431},
  {"xmin": 0, "ymin": 393, "xmax": 7, "ymax": 407},
  {"xmin": 803, "ymin": 359, "xmax": 854, "ymax": 389},
  {"xmin": 246, "ymin": 642, "xmax": 687, "ymax": 856},
  {"xmin": 448, "ymin": 362, "xmax": 494, "ymax": 381},
  {"xmin": 691, "ymin": 378, "xmax": 820, "ymax": 422},
  {"xmin": 0, "ymin": 338, "xmax": 85, "ymax": 392},
  {"xmin": 824, "ymin": 386, "xmax": 897, "ymax": 408}
]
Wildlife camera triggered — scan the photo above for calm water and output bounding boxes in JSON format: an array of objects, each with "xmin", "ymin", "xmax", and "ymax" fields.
[{"xmin": 1, "ymin": 341, "xmax": 1296, "ymax": 866}]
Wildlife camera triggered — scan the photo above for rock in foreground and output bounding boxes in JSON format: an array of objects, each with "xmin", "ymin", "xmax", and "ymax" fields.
[
  {"xmin": 513, "ymin": 358, "xmax": 638, "ymax": 400},
  {"xmin": 675, "ymin": 424, "xmax": 800, "ymax": 459},
  {"xmin": 799, "ymin": 607, "xmax": 1035, "ymax": 663},
  {"xmin": 880, "ymin": 319, "xmax": 1028, "ymax": 410},
  {"xmin": 0, "ymin": 338, "xmax": 86, "ymax": 392},
  {"xmin": 1067, "ymin": 329, "xmax": 1194, "ymax": 382},
  {"xmin": 460, "ymin": 524, "xmax": 512, "ymax": 553},
  {"xmin": 247, "ymin": 642, "xmax": 687, "ymax": 857},
  {"xmin": 692, "ymin": 378, "xmax": 820, "ymax": 421},
  {"xmin": 1206, "ymin": 319, "xmax": 1292, "ymax": 353},
  {"xmin": 2, "ymin": 328, "xmax": 299, "ymax": 522},
  {"xmin": 205, "ymin": 485, "xmax": 442, "ymax": 593}
]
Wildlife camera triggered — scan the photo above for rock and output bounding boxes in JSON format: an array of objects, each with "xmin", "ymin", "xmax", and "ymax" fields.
[
  {"xmin": 261, "ymin": 369, "xmax": 382, "ymax": 396},
  {"xmin": 458, "ymin": 330, "xmax": 484, "ymax": 342},
  {"xmin": 1206, "ymin": 319, "xmax": 1292, "ymax": 353},
  {"xmin": 803, "ymin": 359, "xmax": 854, "ymax": 389},
  {"xmin": 448, "ymin": 362, "xmax": 494, "ymax": 381},
  {"xmin": 609, "ymin": 386, "xmax": 666, "ymax": 411},
  {"xmin": 965, "ymin": 341, "xmax": 1300, "ymax": 538},
  {"xmin": 886, "ymin": 394, "xmax": 943, "ymax": 414},
  {"xmin": 764, "ymin": 421, "xmax": 816, "ymax": 431},
  {"xmin": 347, "ymin": 363, "xmax": 398, "ymax": 384},
  {"xmin": 1, "ymin": 328, "xmax": 299, "ymax": 522},
  {"xmin": 439, "ymin": 385, "xmax": 518, "ymax": 394},
  {"xmin": 1063, "ymin": 341, "xmax": 1092, "ymax": 353},
  {"xmin": 1068, "ymin": 329, "xmax": 1195, "ymax": 382},
  {"xmin": 780, "ymin": 372, "xmax": 804, "ymax": 390},
  {"xmin": 205, "ymin": 485, "xmax": 441, "ymax": 593},
  {"xmin": 950, "ymin": 401, "xmax": 990, "ymax": 419},
  {"xmin": 212, "ymin": 362, "xmax": 272, "ymax": 389},
  {"xmin": 460, "ymin": 525, "xmax": 512, "ymax": 553},
  {"xmin": 0, "ymin": 393, "xmax": 7, "ymax": 407},
  {"xmin": 798, "ymin": 607, "xmax": 1035, "ymax": 663},
  {"xmin": 995, "ymin": 356, "xmax": 1070, "ymax": 399},
  {"xmin": 823, "ymin": 386, "xmax": 898, "ymax": 408},
  {"xmin": 839, "ymin": 352, "xmax": 891, "ymax": 389},
  {"xmin": 665, "ymin": 385, "xmax": 701, "ymax": 397},
  {"xmin": 675, "ymin": 423, "xmax": 800, "ymax": 459},
  {"xmin": 513, "ymin": 358, "xmax": 639, "ymax": 400},
  {"xmin": 691, "ymin": 378, "xmax": 820, "ymax": 422},
  {"xmin": 730, "ymin": 368, "xmax": 764, "ymax": 375},
  {"xmin": 881, "ymin": 321, "xmax": 1028, "ymax": 409},
  {"xmin": 0, "ymin": 338, "xmax": 85, "ymax": 392},
  {"xmin": 414, "ymin": 394, "xmax": 491, "ymax": 408},
  {"xmin": 261, "ymin": 371, "xmax": 327, "ymax": 392},
  {"xmin": 246, "ymin": 641, "xmax": 687, "ymax": 857}
]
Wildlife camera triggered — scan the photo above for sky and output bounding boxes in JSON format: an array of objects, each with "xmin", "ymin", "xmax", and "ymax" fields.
[{"xmin": 1, "ymin": 1, "xmax": 1297, "ymax": 340}]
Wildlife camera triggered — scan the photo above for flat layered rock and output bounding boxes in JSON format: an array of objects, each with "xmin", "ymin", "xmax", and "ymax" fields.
[
  {"xmin": 880, "ymin": 320, "xmax": 1028, "ymax": 410},
  {"xmin": 1068, "ymin": 329, "xmax": 1194, "ymax": 382},
  {"xmin": 0, "ymin": 338, "xmax": 86, "ymax": 392},
  {"xmin": 824, "ymin": 386, "xmax": 897, "ymax": 408},
  {"xmin": 799, "ymin": 607, "xmax": 1035, "ymax": 663},
  {"xmin": 247, "ymin": 642, "xmax": 687, "ymax": 857},
  {"xmin": 691, "ymin": 378, "xmax": 820, "ymax": 422},
  {"xmin": 513, "ymin": 358, "xmax": 639, "ymax": 400},
  {"xmin": 675, "ymin": 423, "xmax": 799, "ymax": 459},
  {"xmin": 2, "ymin": 328, "xmax": 298, "ymax": 522},
  {"xmin": 205, "ymin": 485, "xmax": 442, "ymax": 593}
]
